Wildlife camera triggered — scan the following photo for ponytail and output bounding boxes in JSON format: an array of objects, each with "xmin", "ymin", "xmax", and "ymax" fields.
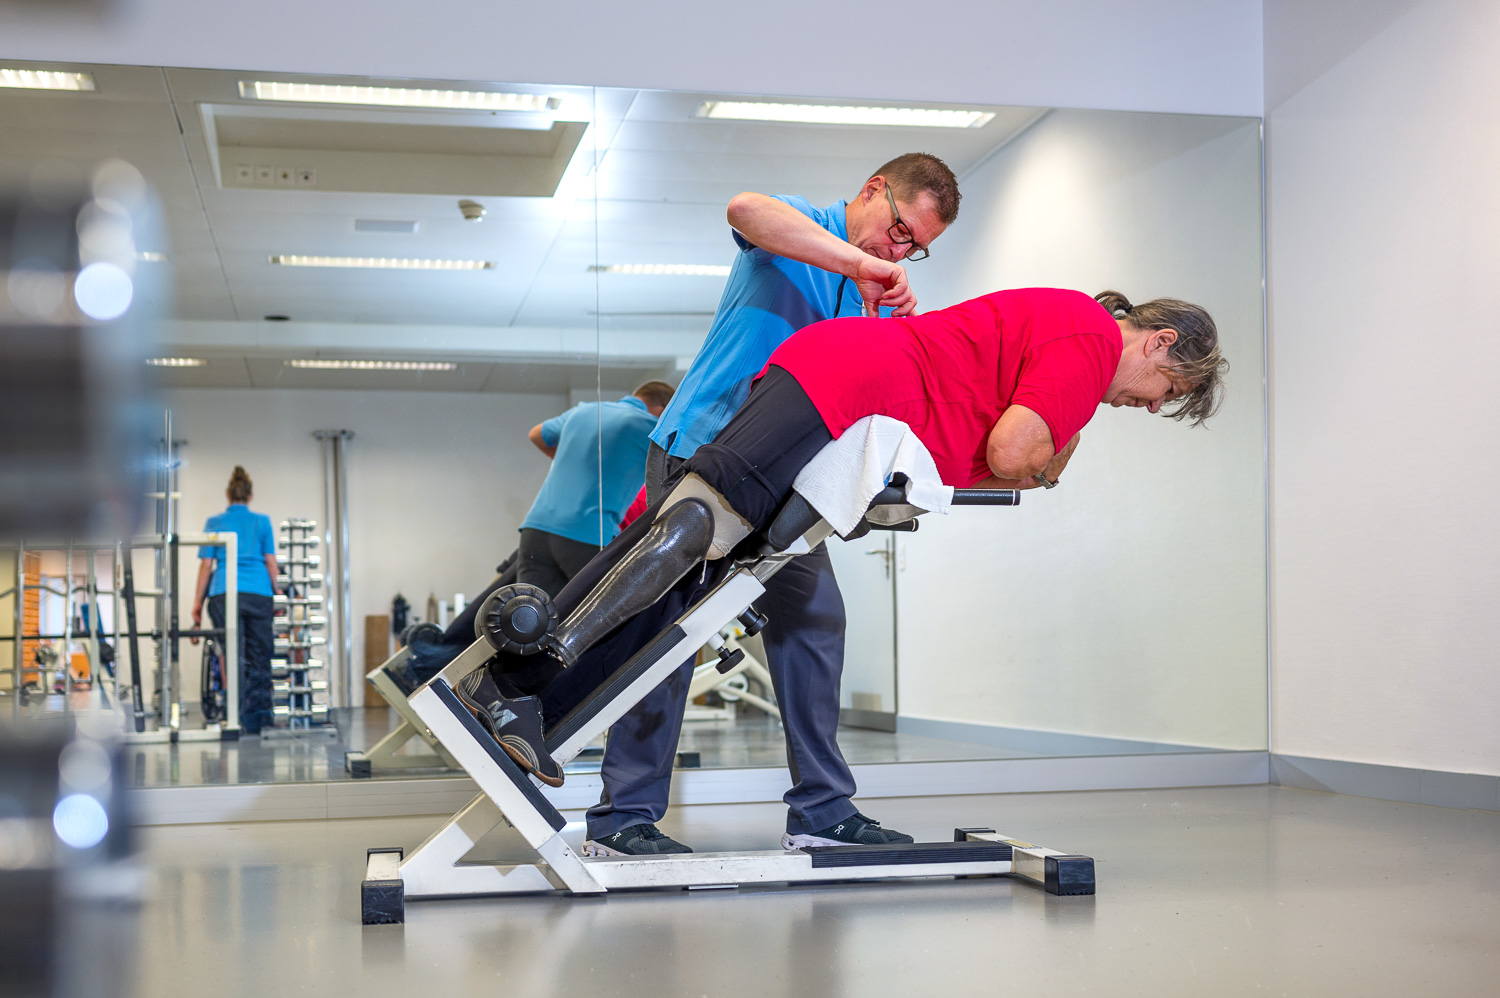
[
  {"xmin": 1093, "ymin": 290, "xmax": 1134, "ymax": 319},
  {"xmin": 227, "ymin": 465, "xmax": 253, "ymax": 503}
]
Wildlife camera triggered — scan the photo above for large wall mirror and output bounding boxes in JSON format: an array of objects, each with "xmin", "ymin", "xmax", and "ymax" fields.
[{"xmin": 0, "ymin": 62, "xmax": 1266, "ymax": 794}]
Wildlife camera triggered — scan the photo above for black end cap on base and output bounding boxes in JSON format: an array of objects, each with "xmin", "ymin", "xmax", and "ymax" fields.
[
  {"xmin": 1044, "ymin": 855, "xmax": 1095, "ymax": 896},
  {"xmin": 714, "ymin": 647, "xmax": 745, "ymax": 674},
  {"xmin": 361, "ymin": 848, "xmax": 405, "ymax": 925},
  {"xmin": 953, "ymin": 826, "xmax": 996, "ymax": 842},
  {"xmin": 220, "ymin": 729, "xmax": 240, "ymax": 742},
  {"xmin": 346, "ymin": 753, "xmax": 372, "ymax": 778}
]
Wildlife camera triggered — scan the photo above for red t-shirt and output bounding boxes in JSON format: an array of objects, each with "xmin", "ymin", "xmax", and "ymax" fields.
[
  {"xmin": 764, "ymin": 288, "xmax": 1123, "ymax": 486},
  {"xmin": 619, "ymin": 485, "xmax": 649, "ymax": 531}
]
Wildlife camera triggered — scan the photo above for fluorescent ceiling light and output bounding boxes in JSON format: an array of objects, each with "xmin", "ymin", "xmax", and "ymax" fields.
[
  {"xmin": 284, "ymin": 359, "xmax": 457, "ymax": 371},
  {"xmin": 0, "ymin": 69, "xmax": 97, "ymax": 92},
  {"xmin": 696, "ymin": 100, "xmax": 994, "ymax": 129},
  {"xmin": 590, "ymin": 264, "xmax": 731, "ymax": 276},
  {"xmin": 136, "ymin": 251, "xmax": 169, "ymax": 263},
  {"xmin": 240, "ymin": 80, "xmax": 559, "ymax": 113},
  {"xmin": 145, "ymin": 357, "xmax": 206, "ymax": 368},
  {"xmin": 270, "ymin": 255, "xmax": 494, "ymax": 270}
]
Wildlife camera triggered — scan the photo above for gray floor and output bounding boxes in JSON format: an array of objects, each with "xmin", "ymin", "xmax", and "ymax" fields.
[
  {"xmin": 128, "ymin": 785, "xmax": 1499, "ymax": 997},
  {"xmin": 118, "ymin": 707, "xmax": 1059, "ymax": 788}
]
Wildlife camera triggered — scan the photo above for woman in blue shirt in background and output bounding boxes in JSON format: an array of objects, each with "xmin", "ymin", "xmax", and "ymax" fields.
[{"xmin": 190, "ymin": 466, "xmax": 279, "ymax": 734}]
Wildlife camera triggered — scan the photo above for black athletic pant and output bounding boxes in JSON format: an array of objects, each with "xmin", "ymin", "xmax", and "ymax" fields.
[
  {"xmin": 517, "ymin": 528, "xmax": 603, "ymax": 599},
  {"xmin": 208, "ymin": 592, "xmax": 275, "ymax": 734},
  {"xmin": 507, "ymin": 366, "xmax": 834, "ymax": 725}
]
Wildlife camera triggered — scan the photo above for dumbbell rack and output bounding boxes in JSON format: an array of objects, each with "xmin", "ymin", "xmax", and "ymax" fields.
[{"xmin": 269, "ymin": 518, "xmax": 334, "ymax": 735}]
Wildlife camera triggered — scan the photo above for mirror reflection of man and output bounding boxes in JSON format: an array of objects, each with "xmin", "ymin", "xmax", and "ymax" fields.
[
  {"xmin": 584, "ymin": 154, "xmax": 961, "ymax": 857},
  {"xmin": 519, "ymin": 381, "xmax": 676, "ymax": 597}
]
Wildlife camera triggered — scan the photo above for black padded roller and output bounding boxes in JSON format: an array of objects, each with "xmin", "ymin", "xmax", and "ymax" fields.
[{"xmin": 478, "ymin": 584, "xmax": 558, "ymax": 656}]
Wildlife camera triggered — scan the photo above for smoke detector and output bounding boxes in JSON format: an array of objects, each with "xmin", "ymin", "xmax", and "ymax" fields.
[{"xmin": 457, "ymin": 199, "xmax": 486, "ymax": 222}]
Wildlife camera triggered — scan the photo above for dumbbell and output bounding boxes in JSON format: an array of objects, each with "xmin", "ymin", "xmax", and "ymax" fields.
[
  {"xmin": 272, "ymin": 679, "xmax": 329, "ymax": 699},
  {"xmin": 272, "ymin": 704, "xmax": 329, "ymax": 724},
  {"xmin": 273, "ymin": 593, "xmax": 325, "ymax": 606}
]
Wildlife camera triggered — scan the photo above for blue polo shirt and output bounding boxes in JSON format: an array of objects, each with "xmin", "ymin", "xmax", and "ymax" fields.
[
  {"xmin": 198, "ymin": 504, "xmax": 275, "ymax": 597},
  {"xmin": 522, "ymin": 395, "xmax": 657, "ymax": 545},
  {"xmin": 651, "ymin": 196, "xmax": 878, "ymax": 459}
]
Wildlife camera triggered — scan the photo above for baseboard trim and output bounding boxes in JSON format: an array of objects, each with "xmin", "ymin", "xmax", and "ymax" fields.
[
  {"xmin": 128, "ymin": 750, "xmax": 1271, "ymax": 825},
  {"xmin": 839, "ymin": 708, "xmax": 897, "ymax": 732},
  {"xmin": 897, "ymin": 715, "xmax": 1241, "ymax": 757},
  {"xmin": 1271, "ymin": 754, "xmax": 1500, "ymax": 811}
]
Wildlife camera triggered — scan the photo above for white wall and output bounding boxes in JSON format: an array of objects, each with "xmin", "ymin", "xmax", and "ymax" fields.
[
  {"xmin": 1264, "ymin": 0, "xmax": 1500, "ymax": 775},
  {"xmin": 162, "ymin": 387, "xmax": 565, "ymax": 705},
  {"xmin": 893, "ymin": 108, "xmax": 1267, "ymax": 749},
  {"xmin": 0, "ymin": 0, "xmax": 1264, "ymax": 116}
]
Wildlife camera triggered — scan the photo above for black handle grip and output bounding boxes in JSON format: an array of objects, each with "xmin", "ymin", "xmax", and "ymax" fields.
[
  {"xmin": 867, "ymin": 519, "xmax": 920, "ymax": 532},
  {"xmin": 951, "ymin": 489, "xmax": 1021, "ymax": 506}
]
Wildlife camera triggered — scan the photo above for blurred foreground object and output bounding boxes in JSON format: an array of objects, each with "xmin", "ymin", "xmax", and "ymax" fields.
[
  {"xmin": 0, "ymin": 716, "xmax": 140, "ymax": 998},
  {"xmin": 0, "ymin": 160, "xmax": 163, "ymax": 539}
]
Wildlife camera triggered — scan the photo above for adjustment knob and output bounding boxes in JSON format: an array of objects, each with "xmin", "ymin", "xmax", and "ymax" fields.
[{"xmin": 736, "ymin": 605, "xmax": 769, "ymax": 638}]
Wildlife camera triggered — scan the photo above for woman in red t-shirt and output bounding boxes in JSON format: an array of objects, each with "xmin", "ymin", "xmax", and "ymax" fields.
[
  {"xmin": 465, "ymin": 287, "xmax": 1228, "ymax": 789},
  {"xmin": 669, "ymin": 287, "xmax": 1226, "ymax": 539}
]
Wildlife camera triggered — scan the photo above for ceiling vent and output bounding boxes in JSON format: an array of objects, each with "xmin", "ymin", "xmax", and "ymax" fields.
[{"xmin": 354, "ymin": 219, "xmax": 418, "ymax": 234}]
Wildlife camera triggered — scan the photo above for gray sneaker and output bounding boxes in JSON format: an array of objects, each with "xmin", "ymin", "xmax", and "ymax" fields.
[
  {"xmin": 582, "ymin": 823, "xmax": 694, "ymax": 857},
  {"xmin": 781, "ymin": 812, "xmax": 915, "ymax": 849},
  {"xmin": 454, "ymin": 668, "xmax": 564, "ymax": 787}
]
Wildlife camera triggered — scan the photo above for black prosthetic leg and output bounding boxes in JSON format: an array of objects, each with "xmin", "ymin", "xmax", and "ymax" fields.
[{"xmin": 478, "ymin": 498, "xmax": 715, "ymax": 670}]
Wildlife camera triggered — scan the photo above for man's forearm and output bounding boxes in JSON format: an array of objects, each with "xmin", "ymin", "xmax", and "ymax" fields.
[{"xmin": 727, "ymin": 194, "xmax": 863, "ymax": 277}]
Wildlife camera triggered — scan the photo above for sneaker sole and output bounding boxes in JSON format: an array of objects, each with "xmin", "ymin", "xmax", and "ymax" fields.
[
  {"xmin": 581, "ymin": 838, "xmax": 693, "ymax": 857},
  {"xmin": 782, "ymin": 832, "xmax": 837, "ymax": 850},
  {"xmin": 781, "ymin": 832, "xmax": 917, "ymax": 850},
  {"xmin": 580, "ymin": 839, "xmax": 627, "ymax": 857},
  {"xmin": 453, "ymin": 682, "xmax": 565, "ymax": 788}
]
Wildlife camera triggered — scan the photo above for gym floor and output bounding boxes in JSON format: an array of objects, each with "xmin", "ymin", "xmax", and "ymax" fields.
[
  {"xmin": 130, "ymin": 785, "xmax": 1498, "ymax": 997},
  {"xmin": 117, "ymin": 708, "xmax": 1075, "ymax": 789}
]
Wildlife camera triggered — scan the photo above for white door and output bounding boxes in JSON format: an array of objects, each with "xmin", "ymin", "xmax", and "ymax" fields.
[{"xmin": 824, "ymin": 531, "xmax": 898, "ymax": 724}]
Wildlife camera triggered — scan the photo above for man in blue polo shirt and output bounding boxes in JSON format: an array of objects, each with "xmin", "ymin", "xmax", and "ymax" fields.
[
  {"xmin": 583, "ymin": 153, "xmax": 962, "ymax": 858},
  {"xmin": 518, "ymin": 381, "xmax": 675, "ymax": 596}
]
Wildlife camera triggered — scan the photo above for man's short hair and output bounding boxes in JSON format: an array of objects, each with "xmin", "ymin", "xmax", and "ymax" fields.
[
  {"xmin": 870, "ymin": 152, "xmax": 961, "ymax": 226},
  {"xmin": 633, "ymin": 380, "xmax": 676, "ymax": 409}
]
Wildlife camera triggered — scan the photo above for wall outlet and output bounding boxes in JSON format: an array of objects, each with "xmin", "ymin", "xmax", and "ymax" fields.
[
  {"xmin": 275, "ymin": 166, "xmax": 296, "ymax": 187},
  {"xmin": 255, "ymin": 165, "xmax": 274, "ymax": 184},
  {"xmin": 234, "ymin": 164, "xmax": 254, "ymax": 184},
  {"xmin": 296, "ymin": 167, "xmax": 316, "ymax": 188}
]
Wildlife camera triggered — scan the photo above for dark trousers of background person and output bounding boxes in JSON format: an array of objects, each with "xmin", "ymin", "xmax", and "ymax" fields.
[
  {"xmin": 583, "ymin": 371, "xmax": 859, "ymax": 840},
  {"xmin": 518, "ymin": 528, "xmax": 603, "ymax": 599},
  {"xmin": 208, "ymin": 593, "xmax": 275, "ymax": 734}
]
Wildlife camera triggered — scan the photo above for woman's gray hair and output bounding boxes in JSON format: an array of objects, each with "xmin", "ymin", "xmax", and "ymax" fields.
[{"xmin": 1094, "ymin": 290, "xmax": 1227, "ymax": 426}]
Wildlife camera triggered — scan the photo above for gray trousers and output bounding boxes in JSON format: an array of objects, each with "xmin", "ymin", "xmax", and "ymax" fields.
[{"xmin": 586, "ymin": 443, "xmax": 858, "ymax": 837}]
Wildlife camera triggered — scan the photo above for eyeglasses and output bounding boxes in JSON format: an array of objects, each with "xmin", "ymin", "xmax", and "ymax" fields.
[{"xmin": 883, "ymin": 186, "xmax": 930, "ymax": 261}]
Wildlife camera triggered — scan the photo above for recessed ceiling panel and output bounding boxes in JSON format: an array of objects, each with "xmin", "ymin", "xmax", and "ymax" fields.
[{"xmin": 205, "ymin": 105, "xmax": 589, "ymax": 198}]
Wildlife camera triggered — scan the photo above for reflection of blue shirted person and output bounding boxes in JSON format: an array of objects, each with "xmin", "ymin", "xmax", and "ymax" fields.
[
  {"xmin": 584, "ymin": 154, "xmax": 962, "ymax": 858},
  {"xmin": 518, "ymin": 381, "xmax": 675, "ymax": 597},
  {"xmin": 190, "ymin": 466, "xmax": 279, "ymax": 734}
]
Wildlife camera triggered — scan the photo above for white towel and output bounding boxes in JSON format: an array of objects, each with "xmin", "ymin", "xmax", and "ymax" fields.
[{"xmin": 791, "ymin": 415, "xmax": 954, "ymax": 537}]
